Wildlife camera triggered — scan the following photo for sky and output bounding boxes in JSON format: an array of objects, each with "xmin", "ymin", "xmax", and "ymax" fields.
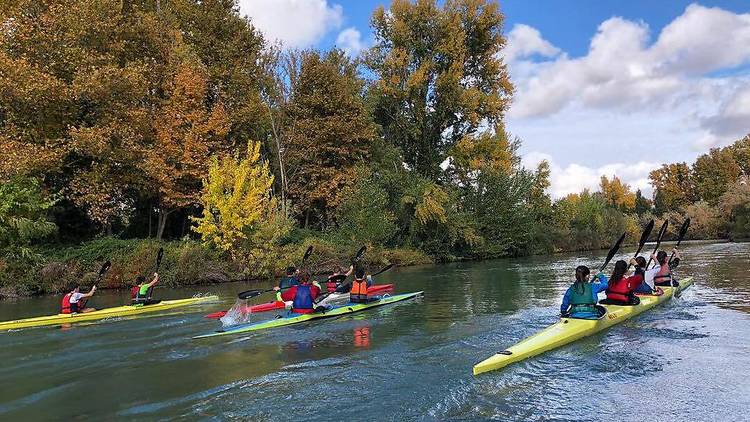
[{"xmin": 236, "ymin": 0, "xmax": 750, "ymax": 198}]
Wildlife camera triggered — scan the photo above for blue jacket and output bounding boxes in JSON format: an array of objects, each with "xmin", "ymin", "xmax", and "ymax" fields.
[{"xmin": 560, "ymin": 273, "xmax": 609, "ymax": 314}]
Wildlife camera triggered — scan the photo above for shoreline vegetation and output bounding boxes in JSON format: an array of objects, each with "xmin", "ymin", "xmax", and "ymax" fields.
[{"xmin": 1, "ymin": 0, "xmax": 748, "ymax": 299}]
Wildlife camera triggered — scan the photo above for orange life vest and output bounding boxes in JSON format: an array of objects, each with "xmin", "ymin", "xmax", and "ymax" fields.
[{"xmin": 350, "ymin": 278, "xmax": 368, "ymax": 302}]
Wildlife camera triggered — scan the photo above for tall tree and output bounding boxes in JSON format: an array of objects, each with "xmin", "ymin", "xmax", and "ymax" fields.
[
  {"xmin": 649, "ymin": 163, "xmax": 694, "ymax": 214},
  {"xmin": 284, "ymin": 49, "xmax": 374, "ymax": 229},
  {"xmin": 634, "ymin": 189, "xmax": 652, "ymax": 215},
  {"xmin": 600, "ymin": 175, "xmax": 636, "ymax": 212},
  {"xmin": 367, "ymin": 0, "xmax": 513, "ymax": 180},
  {"xmin": 692, "ymin": 146, "xmax": 742, "ymax": 205}
]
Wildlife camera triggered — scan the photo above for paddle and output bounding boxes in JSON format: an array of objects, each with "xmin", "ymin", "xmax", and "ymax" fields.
[
  {"xmin": 81, "ymin": 260, "xmax": 111, "ymax": 310},
  {"xmin": 628, "ymin": 219, "xmax": 654, "ymax": 269},
  {"xmin": 598, "ymin": 232, "xmax": 626, "ymax": 274},
  {"xmin": 155, "ymin": 247, "xmax": 164, "ymax": 273},
  {"xmin": 646, "ymin": 220, "xmax": 669, "ymax": 269},
  {"xmin": 669, "ymin": 218, "xmax": 690, "ymax": 265},
  {"xmin": 237, "ymin": 245, "xmax": 314, "ymax": 300}
]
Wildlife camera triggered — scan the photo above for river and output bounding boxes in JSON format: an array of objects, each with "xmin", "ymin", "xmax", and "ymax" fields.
[{"xmin": 1, "ymin": 242, "xmax": 748, "ymax": 421}]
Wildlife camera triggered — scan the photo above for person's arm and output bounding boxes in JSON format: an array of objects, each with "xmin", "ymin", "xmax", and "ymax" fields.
[
  {"xmin": 147, "ymin": 273, "xmax": 160, "ymax": 288},
  {"xmin": 560, "ymin": 287, "xmax": 572, "ymax": 315},
  {"xmin": 82, "ymin": 286, "xmax": 97, "ymax": 298},
  {"xmin": 593, "ymin": 273, "xmax": 609, "ymax": 292},
  {"xmin": 366, "ymin": 275, "xmax": 373, "ymax": 287},
  {"xmin": 345, "ymin": 265, "xmax": 354, "ymax": 277}
]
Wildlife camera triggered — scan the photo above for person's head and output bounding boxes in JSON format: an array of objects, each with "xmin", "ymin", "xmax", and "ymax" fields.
[
  {"xmin": 299, "ymin": 272, "xmax": 310, "ymax": 284},
  {"xmin": 656, "ymin": 250, "xmax": 668, "ymax": 265},
  {"xmin": 355, "ymin": 268, "xmax": 366, "ymax": 280},
  {"xmin": 635, "ymin": 256, "xmax": 647, "ymax": 268},
  {"xmin": 575, "ymin": 265, "xmax": 591, "ymax": 283},
  {"xmin": 286, "ymin": 266, "xmax": 296, "ymax": 276},
  {"xmin": 70, "ymin": 283, "xmax": 80, "ymax": 293},
  {"xmin": 611, "ymin": 260, "xmax": 628, "ymax": 282},
  {"xmin": 332, "ymin": 266, "xmax": 343, "ymax": 275},
  {"xmin": 136, "ymin": 275, "xmax": 146, "ymax": 285}
]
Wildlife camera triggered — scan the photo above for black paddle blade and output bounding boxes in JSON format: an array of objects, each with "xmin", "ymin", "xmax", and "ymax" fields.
[
  {"xmin": 302, "ymin": 246, "xmax": 314, "ymax": 263},
  {"xmin": 238, "ymin": 289, "xmax": 265, "ymax": 300},
  {"xmin": 99, "ymin": 260, "xmax": 112, "ymax": 277},
  {"xmin": 327, "ymin": 274, "xmax": 348, "ymax": 283},
  {"xmin": 372, "ymin": 263, "xmax": 395, "ymax": 276},
  {"xmin": 656, "ymin": 220, "xmax": 669, "ymax": 242},
  {"xmin": 677, "ymin": 218, "xmax": 690, "ymax": 242},
  {"xmin": 353, "ymin": 246, "xmax": 367, "ymax": 263},
  {"xmin": 639, "ymin": 219, "xmax": 655, "ymax": 247},
  {"xmin": 601, "ymin": 232, "xmax": 626, "ymax": 272},
  {"xmin": 155, "ymin": 247, "xmax": 164, "ymax": 271}
]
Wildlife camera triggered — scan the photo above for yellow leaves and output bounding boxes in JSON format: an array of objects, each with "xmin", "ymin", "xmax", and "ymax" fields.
[
  {"xmin": 414, "ymin": 183, "xmax": 449, "ymax": 225},
  {"xmin": 192, "ymin": 141, "xmax": 282, "ymax": 254},
  {"xmin": 600, "ymin": 175, "xmax": 636, "ymax": 211}
]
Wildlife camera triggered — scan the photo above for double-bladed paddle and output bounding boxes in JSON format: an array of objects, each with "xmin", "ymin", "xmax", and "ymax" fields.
[
  {"xmin": 598, "ymin": 232, "xmax": 626, "ymax": 274},
  {"xmin": 669, "ymin": 218, "xmax": 690, "ymax": 265},
  {"xmin": 237, "ymin": 245, "xmax": 314, "ymax": 300},
  {"xmin": 646, "ymin": 220, "xmax": 669, "ymax": 269},
  {"xmin": 628, "ymin": 220, "xmax": 654, "ymax": 268}
]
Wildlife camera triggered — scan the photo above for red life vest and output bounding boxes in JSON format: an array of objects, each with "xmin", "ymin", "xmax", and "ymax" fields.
[
  {"xmin": 130, "ymin": 286, "xmax": 139, "ymax": 299},
  {"xmin": 61, "ymin": 293, "xmax": 72, "ymax": 314},
  {"xmin": 606, "ymin": 274, "xmax": 642, "ymax": 303},
  {"xmin": 281, "ymin": 285, "xmax": 297, "ymax": 302},
  {"xmin": 326, "ymin": 282, "xmax": 337, "ymax": 293}
]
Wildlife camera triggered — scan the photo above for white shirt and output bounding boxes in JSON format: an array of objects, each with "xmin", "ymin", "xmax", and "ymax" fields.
[
  {"xmin": 69, "ymin": 292, "xmax": 86, "ymax": 304},
  {"xmin": 643, "ymin": 267, "xmax": 659, "ymax": 290}
]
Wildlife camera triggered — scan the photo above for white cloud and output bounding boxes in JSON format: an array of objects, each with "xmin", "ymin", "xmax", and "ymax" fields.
[
  {"xmin": 238, "ymin": 0, "xmax": 343, "ymax": 48},
  {"xmin": 507, "ymin": 4, "xmax": 750, "ymax": 197},
  {"xmin": 504, "ymin": 24, "xmax": 561, "ymax": 63},
  {"xmin": 336, "ymin": 27, "xmax": 366, "ymax": 57},
  {"xmin": 522, "ymin": 152, "xmax": 660, "ymax": 199}
]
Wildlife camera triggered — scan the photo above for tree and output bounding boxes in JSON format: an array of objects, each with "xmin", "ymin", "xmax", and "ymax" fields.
[
  {"xmin": 0, "ymin": 178, "xmax": 57, "ymax": 259},
  {"xmin": 192, "ymin": 141, "xmax": 290, "ymax": 264},
  {"xmin": 634, "ymin": 189, "xmax": 652, "ymax": 215},
  {"xmin": 649, "ymin": 163, "xmax": 694, "ymax": 214},
  {"xmin": 284, "ymin": 49, "xmax": 374, "ymax": 228},
  {"xmin": 144, "ymin": 36, "xmax": 230, "ymax": 239},
  {"xmin": 367, "ymin": 0, "xmax": 513, "ymax": 180},
  {"xmin": 600, "ymin": 175, "xmax": 636, "ymax": 212},
  {"xmin": 692, "ymin": 147, "xmax": 741, "ymax": 205}
]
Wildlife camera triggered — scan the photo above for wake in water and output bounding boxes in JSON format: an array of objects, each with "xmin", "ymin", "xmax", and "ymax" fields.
[{"xmin": 219, "ymin": 299, "xmax": 253, "ymax": 327}]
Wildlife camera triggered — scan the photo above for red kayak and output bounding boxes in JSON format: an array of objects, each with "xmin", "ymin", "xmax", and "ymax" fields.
[{"xmin": 205, "ymin": 284, "xmax": 394, "ymax": 319}]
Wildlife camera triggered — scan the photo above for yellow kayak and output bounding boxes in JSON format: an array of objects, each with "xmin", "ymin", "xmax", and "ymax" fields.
[
  {"xmin": 473, "ymin": 277, "xmax": 694, "ymax": 376},
  {"xmin": 0, "ymin": 295, "xmax": 219, "ymax": 331}
]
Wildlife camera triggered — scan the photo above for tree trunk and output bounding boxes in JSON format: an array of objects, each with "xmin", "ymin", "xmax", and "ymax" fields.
[
  {"xmin": 148, "ymin": 200, "xmax": 152, "ymax": 238},
  {"xmin": 156, "ymin": 209, "xmax": 171, "ymax": 241},
  {"xmin": 267, "ymin": 103, "xmax": 288, "ymax": 216}
]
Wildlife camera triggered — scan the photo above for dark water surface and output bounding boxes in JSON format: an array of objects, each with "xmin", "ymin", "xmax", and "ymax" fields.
[{"xmin": 1, "ymin": 242, "xmax": 748, "ymax": 421}]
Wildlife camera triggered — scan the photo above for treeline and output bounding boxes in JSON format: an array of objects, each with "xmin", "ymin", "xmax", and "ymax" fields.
[{"xmin": 0, "ymin": 0, "xmax": 748, "ymax": 297}]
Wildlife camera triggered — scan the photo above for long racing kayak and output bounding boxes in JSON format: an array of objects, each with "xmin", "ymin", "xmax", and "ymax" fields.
[
  {"xmin": 205, "ymin": 284, "xmax": 395, "ymax": 319},
  {"xmin": 473, "ymin": 277, "xmax": 694, "ymax": 376},
  {"xmin": 194, "ymin": 291, "xmax": 422, "ymax": 339},
  {"xmin": 0, "ymin": 295, "xmax": 219, "ymax": 331}
]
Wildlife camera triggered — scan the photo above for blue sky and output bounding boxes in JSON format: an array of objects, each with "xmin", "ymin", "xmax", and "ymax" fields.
[{"xmin": 239, "ymin": 1, "xmax": 750, "ymax": 198}]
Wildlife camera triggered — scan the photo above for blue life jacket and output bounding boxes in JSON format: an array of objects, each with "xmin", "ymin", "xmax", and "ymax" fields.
[
  {"xmin": 280, "ymin": 276, "xmax": 299, "ymax": 290},
  {"xmin": 293, "ymin": 284, "xmax": 314, "ymax": 310}
]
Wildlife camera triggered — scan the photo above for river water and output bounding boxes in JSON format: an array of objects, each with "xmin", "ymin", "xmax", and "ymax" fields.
[{"xmin": 1, "ymin": 242, "xmax": 748, "ymax": 421}]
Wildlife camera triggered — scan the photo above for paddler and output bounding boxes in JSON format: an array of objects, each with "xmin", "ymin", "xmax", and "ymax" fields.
[
  {"xmin": 653, "ymin": 248, "xmax": 681, "ymax": 287},
  {"xmin": 560, "ymin": 266, "xmax": 608, "ymax": 319},
  {"xmin": 278, "ymin": 272, "xmax": 322, "ymax": 314},
  {"xmin": 279, "ymin": 266, "xmax": 300, "ymax": 290},
  {"xmin": 132, "ymin": 273, "xmax": 160, "ymax": 305},
  {"xmin": 601, "ymin": 259, "xmax": 644, "ymax": 305},
  {"xmin": 328, "ymin": 265, "xmax": 354, "ymax": 293},
  {"xmin": 350, "ymin": 267, "xmax": 373, "ymax": 304},
  {"xmin": 633, "ymin": 256, "xmax": 660, "ymax": 295},
  {"xmin": 61, "ymin": 284, "xmax": 98, "ymax": 314}
]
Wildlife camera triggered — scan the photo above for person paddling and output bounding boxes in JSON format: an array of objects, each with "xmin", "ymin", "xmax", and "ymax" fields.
[
  {"xmin": 277, "ymin": 272, "xmax": 322, "ymax": 314},
  {"xmin": 279, "ymin": 266, "xmax": 301, "ymax": 290},
  {"xmin": 653, "ymin": 248, "xmax": 681, "ymax": 287},
  {"xmin": 350, "ymin": 267, "xmax": 374, "ymax": 303},
  {"xmin": 633, "ymin": 256, "xmax": 662, "ymax": 295},
  {"xmin": 601, "ymin": 259, "xmax": 644, "ymax": 305},
  {"xmin": 327, "ymin": 265, "xmax": 354, "ymax": 293},
  {"xmin": 560, "ymin": 266, "xmax": 608, "ymax": 319},
  {"xmin": 132, "ymin": 273, "xmax": 160, "ymax": 305},
  {"xmin": 61, "ymin": 284, "xmax": 97, "ymax": 314}
]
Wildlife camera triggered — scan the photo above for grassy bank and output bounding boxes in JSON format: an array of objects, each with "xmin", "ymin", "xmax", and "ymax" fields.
[{"xmin": 0, "ymin": 237, "xmax": 432, "ymax": 299}]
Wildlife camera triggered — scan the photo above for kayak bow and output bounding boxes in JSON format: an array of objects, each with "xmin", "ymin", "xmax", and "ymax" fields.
[
  {"xmin": 0, "ymin": 295, "xmax": 219, "ymax": 331},
  {"xmin": 473, "ymin": 277, "xmax": 694, "ymax": 376},
  {"xmin": 194, "ymin": 291, "xmax": 422, "ymax": 339}
]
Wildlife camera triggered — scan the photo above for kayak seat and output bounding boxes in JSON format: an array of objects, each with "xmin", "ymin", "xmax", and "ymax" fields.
[
  {"xmin": 566, "ymin": 305, "xmax": 607, "ymax": 320},
  {"xmin": 599, "ymin": 296, "xmax": 641, "ymax": 306}
]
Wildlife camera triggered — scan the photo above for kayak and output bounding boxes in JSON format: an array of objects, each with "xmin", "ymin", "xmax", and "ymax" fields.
[
  {"xmin": 204, "ymin": 284, "xmax": 395, "ymax": 319},
  {"xmin": 0, "ymin": 295, "xmax": 219, "ymax": 331},
  {"xmin": 473, "ymin": 277, "xmax": 694, "ymax": 376},
  {"xmin": 194, "ymin": 291, "xmax": 422, "ymax": 339}
]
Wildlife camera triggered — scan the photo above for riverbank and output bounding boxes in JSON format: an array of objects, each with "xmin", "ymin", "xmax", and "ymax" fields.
[{"xmin": 0, "ymin": 237, "xmax": 432, "ymax": 299}]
